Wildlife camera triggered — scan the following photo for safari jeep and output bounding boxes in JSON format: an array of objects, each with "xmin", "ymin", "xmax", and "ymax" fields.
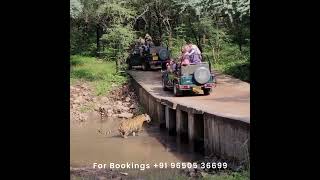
[
  {"xmin": 127, "ymin": 45, "xmax": 170, "ymax": 71},
  {"xmin": 162, "ymin": 62, "xmax": 216, "ymax": 96}
]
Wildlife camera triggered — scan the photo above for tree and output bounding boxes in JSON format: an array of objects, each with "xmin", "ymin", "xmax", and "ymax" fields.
[
  {"xmin": 70, "ymin": 0, "xmax": 136, "ymax": 56},
  {"xmin": 199, "ymin": 0, "xmax": 250, "ymax": 51},
  {"xmin": 101, "ymin": 25, "xmax": 136, "ymax": 72},
  {"xmin": 70, "ymin": 0, "xmax": 83, "ymax": 18}
]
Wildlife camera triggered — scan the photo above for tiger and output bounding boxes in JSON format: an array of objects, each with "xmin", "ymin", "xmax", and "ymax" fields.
[{"xmin": 118, "ymin": 113, "xmax": 151, "ymax": 138}]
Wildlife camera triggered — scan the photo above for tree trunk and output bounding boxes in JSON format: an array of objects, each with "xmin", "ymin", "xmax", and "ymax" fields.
[
  {"xmin": 147, "ymin": 11, "xmax": 152, "ymax": 33},
  {"xmin": 212, "ymin": 47, "xmax": 216, "ymax": 64},
  {"xmin": 168, "ymin": 32, "xmax": 173, "ymax": 49},
  {"xmin": 154, "ymin": 6, "xmax": 163, "ymax": 46},
  {"xmin": 158, "ymin": 21, "xmax": 162, "ymax": 45},
  {"xmin": 197, "ymin": 35, "xmax": 202, "ymax": 52},
  {"xmin": 82, "ymin": 22, "xmax": 89, "ymax": 50},
  {"xmin": 188, "ymin": 17, "xmax": 201, "ymax": 51},
  {"xmin": 96, "ymin": 24, "xmax": 103, "ymax": 57}
]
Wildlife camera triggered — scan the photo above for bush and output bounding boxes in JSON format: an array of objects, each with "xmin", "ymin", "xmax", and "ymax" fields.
[
  {"xmin": 203, "ymin": 43, "xmax": 250, "ymax": 82},
  {"xmin": 101, "ymin": 25, "xmax": 136, "ymax": 70}
]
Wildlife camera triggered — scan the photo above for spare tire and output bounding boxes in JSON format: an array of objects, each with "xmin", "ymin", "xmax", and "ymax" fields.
[
  {"xmin": 194, "ymin": 67, "xmax": 211, "ymax": 84},
  {"xmin": 158, "ymin": 48, "xmax": 169, "ymax": 60}
]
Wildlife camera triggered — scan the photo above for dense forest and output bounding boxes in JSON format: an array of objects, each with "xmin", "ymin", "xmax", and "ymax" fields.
[{"xmin": 70, "ymin": 0, "xmax": 250, "ymax": 82}]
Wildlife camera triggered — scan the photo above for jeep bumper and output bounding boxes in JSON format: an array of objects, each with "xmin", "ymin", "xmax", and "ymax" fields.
[{"xmin": 177, "ymin": 83, "xmax": 216, "ymax": 90}]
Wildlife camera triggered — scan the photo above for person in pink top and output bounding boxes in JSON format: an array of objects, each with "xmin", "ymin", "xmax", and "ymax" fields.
[{"xmin": 180, "ymin": 45, "xmax": 191, "ymax": 66}]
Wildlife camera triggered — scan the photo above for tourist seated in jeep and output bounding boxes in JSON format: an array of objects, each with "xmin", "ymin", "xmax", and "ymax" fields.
[
  {"xmin": 144, "ymin": 34, "xmax": 154, "ymax": 50},
  {"xmin": 180, "ymin": 45, "xmax": 191, "ymax": 66},
  {"xmin": 166, "ymin": 59, "xmax": 177, "ymax": 73},
  {"xmin": 185, "ymin": 43, "xmax": 202, "ymax": 64}
]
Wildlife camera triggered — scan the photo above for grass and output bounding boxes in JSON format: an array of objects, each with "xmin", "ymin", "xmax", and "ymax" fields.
[
  {"xmin": 70, "ymin": 55, "xmax": 128, "ymax": 96},
  {"xmin": 202, "ymin": 171, "xmax": 249, "ymax": 180}
]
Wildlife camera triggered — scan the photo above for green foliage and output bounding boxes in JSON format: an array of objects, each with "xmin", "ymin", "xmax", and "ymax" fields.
[
  {"xmin": 101, "ymin": 25, "xmax": 136, "ymax": 71},
  {"xmin": 70, "ymin": 18, "xmax": 97, "ymax": 55},
  {"xmin": 162, "ymin": 33, "xmax": 186, "ymax": 58},
  {"xmin": 70, "ymin": 55, "xmax": 127, "ymax": 95},
  {"xmin": 199, "ymin": 0, "xmax": 250, "ymax": 22},
  {"xmin": 70, "ymin": 0, "xmax": 250, "ymax": 81},
  {"xmin": 96, "ymin": 2, "xmax": 136, "ymax": 26},
  {"xmin": 161, "ymin": 0, "xmax": 249, "ymax": 81},
  {"xmin": 70, "ymin": 0, "xmax": 137, "ymax": 56},
  {"xmin": 203, "ymin": 43, "xmax": 250, "ymax": 82},
  {"xmin": 70, "ymin": 0, "xmax": 83, "ymax": 18},
  {"xmin": 202, "ymin": 171, "xmax": 249, "ymax": 180},
  {"xmin": 101, "ymin": 25, "xmax": 136, "ymax": 53}
]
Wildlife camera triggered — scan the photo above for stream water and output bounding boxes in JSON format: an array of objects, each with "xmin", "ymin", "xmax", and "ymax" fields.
[{"xmin": 70, "ymin": 112, "xmax": 203, "ymax": 168}]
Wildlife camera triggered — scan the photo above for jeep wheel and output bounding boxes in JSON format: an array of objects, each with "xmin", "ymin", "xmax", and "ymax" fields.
[
  {"xmin": 162, "ymin": 79, "xmax": 169, "ymax": 91},
  {"xmin": 142, "ymin": 62, "xmax": 149, "ymax": 71},
  {"xmin": 173, "ymin": 82, "xmax": 182, "ymax": 96},
  {"xmin": 203, "ymin": 89, "xmax": 211, "ymax": 95}
]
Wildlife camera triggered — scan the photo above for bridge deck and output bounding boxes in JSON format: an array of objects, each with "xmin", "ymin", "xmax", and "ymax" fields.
[{"xmin": 127, "ymin": 70, "xmax": 250, "ymax": 123}]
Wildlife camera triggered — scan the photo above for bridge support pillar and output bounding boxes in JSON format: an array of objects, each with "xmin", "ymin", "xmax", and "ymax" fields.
[
  {"xmin": 176, "ymin": 109, "xmax": 182, "ymax": 135},
  {"xmin": 165, "ymin": 106, "xmax": 170, "ymax": 129},
  {"xmin": 158, "ymin": 103, "xmax": 166, "ymax": 129},
  {"xmin": 165, "ymin": 106, "xmax": 176, "ymax": 136},
  {"xmin": 188, "ymin": 112, "xmax": 195, "ymax": 152}
]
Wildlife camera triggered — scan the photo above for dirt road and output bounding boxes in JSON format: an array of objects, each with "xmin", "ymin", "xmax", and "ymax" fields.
[{"xmin": 128, "ymin": 70, "xmax": 250, "ymax": 123}]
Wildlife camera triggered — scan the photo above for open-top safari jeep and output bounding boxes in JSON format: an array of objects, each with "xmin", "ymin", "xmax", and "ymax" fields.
[
  {"xmin": 127, "ymin": 44, "xmax": 170, "ymax": 71},
  {"xmin": 162, "ymin": 61, "xmax": 216, "ymax": 96}
]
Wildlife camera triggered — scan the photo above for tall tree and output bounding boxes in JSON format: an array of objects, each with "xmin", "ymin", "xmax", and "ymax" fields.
[{"xmin": 70, "ymin": 0, "xmax": 136, "ymax": 55}]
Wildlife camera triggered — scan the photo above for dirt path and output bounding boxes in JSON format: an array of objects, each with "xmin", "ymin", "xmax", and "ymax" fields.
[{"xmin": 128, "ymin": 70, "xmax": 250, "ymax": 123}]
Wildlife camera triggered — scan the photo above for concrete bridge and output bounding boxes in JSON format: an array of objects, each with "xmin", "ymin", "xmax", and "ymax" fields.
[{"xmin": 128, "ymin": 70, "xmax": 250, "ymax": 162}]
